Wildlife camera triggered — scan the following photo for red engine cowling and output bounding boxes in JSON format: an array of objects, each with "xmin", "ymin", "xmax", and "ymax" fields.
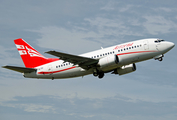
[
  {"xmin": 98, "ymin": 54, "xmax": 118, "ymax": 69},
  {"xmin": 114, "ymin": 63, "xmax": 136, "ymax": 75}
]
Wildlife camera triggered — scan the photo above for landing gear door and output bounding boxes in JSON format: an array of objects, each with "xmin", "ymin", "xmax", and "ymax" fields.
[{"xmin": 144, "ymin": 40, "xmax": 149, "ymax": 50}]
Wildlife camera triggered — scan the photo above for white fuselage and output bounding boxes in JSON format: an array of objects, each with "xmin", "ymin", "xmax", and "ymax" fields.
[{"xmin": 24, "ymin": 38, "xmax": 174, "ymax": 79}]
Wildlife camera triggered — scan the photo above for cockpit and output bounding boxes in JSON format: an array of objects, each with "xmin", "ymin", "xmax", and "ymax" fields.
[{"xmin": 154, "ymin": 39, "xmax": 165, "ymax": 43}]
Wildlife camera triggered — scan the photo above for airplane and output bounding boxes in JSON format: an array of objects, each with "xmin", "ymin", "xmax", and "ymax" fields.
[{"xmin": 2, "ymin": 38, "xmax": 175, "ymax": 80}]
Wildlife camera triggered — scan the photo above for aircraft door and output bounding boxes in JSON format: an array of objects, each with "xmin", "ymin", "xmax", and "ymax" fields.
[{"xmin": 144, "ymin": 40, "xmax": 149, "ymax": 50}]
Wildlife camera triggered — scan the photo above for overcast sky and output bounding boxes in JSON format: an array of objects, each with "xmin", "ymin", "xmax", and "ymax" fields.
[{"xmin": 0, "ymin": 0, "xmax": 177, "ymax": 120}]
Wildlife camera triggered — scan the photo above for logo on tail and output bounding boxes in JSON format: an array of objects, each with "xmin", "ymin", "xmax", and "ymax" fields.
[
  {"xmin": 16, "ymin": 45, "xmax": 25, "ymax": 49},
  {"xmin": 26, "ymin": 46, "xmax": 45, "ymax": 58},
  {"xmin": 14, "ymin": 38, "xmax": 59, "ymax": 68},
  {"xmin": 16, "ymin": 44, "xmax": 45, "ymax": 58}
]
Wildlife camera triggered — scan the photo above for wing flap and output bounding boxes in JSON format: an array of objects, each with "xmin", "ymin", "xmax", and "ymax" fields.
[
  {"xmin": 2, "ymin": 65, "xmax": 37, "ymax": 73},
  {"xmin": 45, "ymin": 51, "xmax": 98, "ymax": 69}
]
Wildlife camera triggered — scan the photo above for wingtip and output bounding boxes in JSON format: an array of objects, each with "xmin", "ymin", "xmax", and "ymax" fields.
[
  {"xmin": 45, "ymin": 51, "xmax": 50, "ymax": 54},
  {"xmin": 45, "ymin": 50, "xmax": 56, "ymax": 54},
  {"xmin": 2, "ymin": 65, "xmax": 7, "ymax": 68}
]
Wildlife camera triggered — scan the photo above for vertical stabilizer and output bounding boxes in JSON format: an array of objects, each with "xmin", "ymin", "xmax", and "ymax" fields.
[{"xmin": 14, "ymin": 38, "xmax": 58, "ymax": 68}]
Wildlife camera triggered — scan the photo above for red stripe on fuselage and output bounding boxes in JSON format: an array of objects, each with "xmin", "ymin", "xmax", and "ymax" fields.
[
  {"xmin": 38, "ymin": 66, "xmax": 76, "ymax": 74},
  {"xmin": 117, "ymin": 51, "xmax": 157, "ymax": 56}
]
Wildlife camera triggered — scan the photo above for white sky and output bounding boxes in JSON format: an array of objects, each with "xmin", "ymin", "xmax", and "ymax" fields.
[{"xmin": 0, "ymin": 0, "xmax": 177, "ymax": 120}]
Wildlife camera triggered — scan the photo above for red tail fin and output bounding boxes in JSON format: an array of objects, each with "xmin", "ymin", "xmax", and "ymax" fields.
[{"xmin": 14, "ymin": 38, "xmax": 58, "ymax": 68}]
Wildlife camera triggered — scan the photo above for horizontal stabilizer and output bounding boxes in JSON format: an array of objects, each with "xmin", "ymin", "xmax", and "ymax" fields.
[{"xmin": 2, "ymin": 65, "xmax": 37, "ymax": 73}]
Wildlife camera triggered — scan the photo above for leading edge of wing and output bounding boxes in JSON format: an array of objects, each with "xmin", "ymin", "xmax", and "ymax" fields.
[
  {"xmin": 45, "ymin": 51, "xmax": 98, "ymax": 68},
  {"xmin": 2, "ymin": 65, "xmax": 37, "ymax": 73}
]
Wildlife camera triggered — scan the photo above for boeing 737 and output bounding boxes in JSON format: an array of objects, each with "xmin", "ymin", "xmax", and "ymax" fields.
[{"xmin": 2, "ymin": 38, "xmax": 175, "ymax": 79}]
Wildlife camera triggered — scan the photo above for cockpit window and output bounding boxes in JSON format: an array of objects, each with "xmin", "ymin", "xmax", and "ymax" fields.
[{"xmin": 154, "ymin": 39, "xmax": 165, "ymax": 43}]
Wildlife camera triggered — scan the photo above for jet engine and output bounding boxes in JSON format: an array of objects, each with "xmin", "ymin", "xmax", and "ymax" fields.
[
  {"xmin": 114, "ymin": 63, "xmax": 136, "ymax": 75},
  {"xmin": 98, "ymin": 54, "xmax": 118, "ymax": 68},
  {"xmin": 98, "ymin": 54, "xmax": 133, "ymax": 70}
]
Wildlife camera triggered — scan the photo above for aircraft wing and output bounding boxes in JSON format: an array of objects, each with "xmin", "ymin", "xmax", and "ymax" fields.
[
  {"xmin": 2, "ymin": 65, "xmax": 37, "ymax": 73},
  {"xmin": 45, "ymin": 51, "xmax": 98, "ymax": 69}
]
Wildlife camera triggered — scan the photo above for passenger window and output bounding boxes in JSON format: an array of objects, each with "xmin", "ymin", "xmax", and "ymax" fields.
[
  {"xmin": 100, "ymin": 54, "xmax": 102, "ymax": 57},
  {"xmin": 56, "ymin": 66, "xmax": 58, "ymax": 68},
  {"xmin": 108, "ymin": 53, "xmax": 109, "ymax": 55},
  {"xmin": 94, "ymin": 56, "xmax": 96, "ymax": 58},
  {"xmin": 132, "ymin": 46, "xmax": 134, "ymax": 49},
  {"xmin": 137, "ymin": 45, "xmax": 139, "ymax": 47},
  {"xmin": 113, "ymin": 51, "xmax": 114, "ymax": 53},
  {"xmin": 59, "ymin": 65, "xmax": 60, "ymax": 67},
  {"xmin": 134, "ymin": 46, "xmax": 136, "ymax": 48},
  {"xmin": 126, "ymin": 48, "xmax": 128, "ymax": 50},
  {"xmin": 103, "ymin": 54, "xmax": 104, "ymax": 56},
  {"xmin": 61, "ymin": 65, "xmax": 63, "ymax": 67},
  {"xmin": 124, "ymin": 48, "xmax": 126, "ymax": 51},
  {"xmin": 121, "ymin": 49, "xmax": 123, "ymax": 51},
  {"xmin": 97, "ymin": 55, "xmax": 99, "ymax": 57},
  {"xmin": 129, "ymin": 47, "xmax": 131, "ymax": 49},
  {"xmin": 118, "ymin": 50, "xmax": 120, "ymax": 52},
  {"xmin": 66, "ymin": 63, "xmax": 68, "ymax": 65},
  {"xmin": 110, "ymin": 52, "xmax": 112, "ymax": 54},
  {"xmin": 105, "ymin": 53, "xmax": 107, "ymax": 55}
]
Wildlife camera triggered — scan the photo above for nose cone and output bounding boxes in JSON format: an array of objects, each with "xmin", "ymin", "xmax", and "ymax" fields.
[{"xmin": 166, "ymin": 42, "xmax": 175, "ymax": 50}]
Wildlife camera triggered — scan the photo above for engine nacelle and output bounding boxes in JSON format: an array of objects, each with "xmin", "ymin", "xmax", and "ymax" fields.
[
  {"xmin": 117, "ymin": 54, "xmax": 134, "ymax": 65},
  {"xmin": 98, "ymin": 54, "xmax": 118, "ymax": 69},
  {"xmin": 115, "ymin": 63, "xmax": 136, "ymax": 75}
]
